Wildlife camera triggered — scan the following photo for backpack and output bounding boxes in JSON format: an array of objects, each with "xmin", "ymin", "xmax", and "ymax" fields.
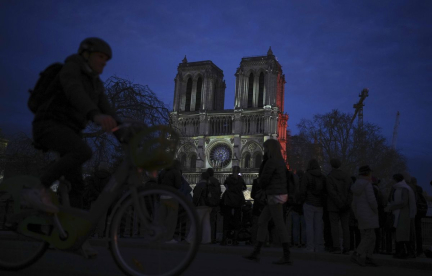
[
  {"xmin": 193, "ymin": 181, "xmax": 208, "ymax": 207},
  {"xmin": 205, "ymin": 181, "xmax": 221, "ymax": 207},
  {"xmin": 28, "ymin": 63, "xmax": 63, "ymax": 114}
]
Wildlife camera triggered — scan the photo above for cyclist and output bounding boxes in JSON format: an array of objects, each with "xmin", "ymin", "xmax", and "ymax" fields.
[{"xmin": 24, "ymin": 38, "xmax": 119, "ymax": 256}]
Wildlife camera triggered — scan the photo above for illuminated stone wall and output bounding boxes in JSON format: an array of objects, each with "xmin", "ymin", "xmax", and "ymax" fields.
[{"xmin": 171, "ymin": 49, "xmax": 289, "ymax": 185}]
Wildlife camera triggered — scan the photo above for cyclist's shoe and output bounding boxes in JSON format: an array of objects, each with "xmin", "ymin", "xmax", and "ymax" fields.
[
  {"xmin": 22, "ymin": 187, "xmax": 59, "ymax": 213},
  {"xmin": 79, "ymin": 240, "xmax": 98, "ymax": 259}
]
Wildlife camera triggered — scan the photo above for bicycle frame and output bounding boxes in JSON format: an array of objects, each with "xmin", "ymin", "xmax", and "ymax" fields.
[{"xmin": 5, "ymin": 142, "xmax": 150, "ymax": 251}]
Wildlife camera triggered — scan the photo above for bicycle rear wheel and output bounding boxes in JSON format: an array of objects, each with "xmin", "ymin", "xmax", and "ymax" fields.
[
  {"xmin": 0, "ymin": 180, "xmax": 49, "ymax": 271},
  {"xmin": 110, "ymin": 185, "xmax": 200, "ymax": 276}
]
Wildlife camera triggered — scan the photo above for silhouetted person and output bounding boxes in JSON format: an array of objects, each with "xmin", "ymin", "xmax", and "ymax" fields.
[
  {"xmin": 351, "ymin": 165, "xmax": 379, "ymax": 267},
  {"xmin": 221, "ymin": 166, "xmax": 246, "ymax": 245},
  {"xmin": 326, "ymin": 158, "xmax": 352, "ymax": 254},
  {"xmin": 244, "ymin": 139, "xmax": 292, "ymax": 265},
  {"xmin": 300, "ymin": 159, "xmax": 326, "ymax": 252}
]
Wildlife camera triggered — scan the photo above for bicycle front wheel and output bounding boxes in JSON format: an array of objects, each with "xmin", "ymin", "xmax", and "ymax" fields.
[{"xmin": 110, "ymin": 185, "xmax": 200, "ymax": 276}]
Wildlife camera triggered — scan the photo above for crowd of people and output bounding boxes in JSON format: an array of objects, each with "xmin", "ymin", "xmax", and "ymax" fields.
[{"xmin": 155, "ymin": 146, "xmax": 431, "ymax": 267}]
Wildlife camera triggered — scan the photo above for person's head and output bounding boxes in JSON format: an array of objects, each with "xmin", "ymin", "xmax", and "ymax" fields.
[
  {"xmin": 358, "ymin": 165, "xmax": 372, "ymax": 177},
  {"xmin": 232, "ymin": 166, "xmax": 241, "ymax": 176},
  {"xmin": 306, "ymin": 159, "xmax": 320, "ymax": 171},
  {"xmin": 263, "ymin": 139, "xmax": 283, "ymax": 160},
  {"xmin": 201, "ymin": 171, "xmax": 210, "ymax": 181},
  {"xmin": 392, "ymin": 173, "xmax": 404, "ymax": 183},
  {"xmin": 330, "ymin": 158, "xmax": 341, "ymax": 169},
  {"xmin": 78, "ymin": 37, "xmax": 112, "ymax": 74},
  {"xmin": 206, "ymin": 168, "xmax": 215, "ymax": 177}
]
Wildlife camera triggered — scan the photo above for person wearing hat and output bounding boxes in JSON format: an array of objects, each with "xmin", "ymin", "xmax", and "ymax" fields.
[
  {"xmin": 25, "ymin": 37, "xmax": 119, "ymax": 258},
  {"xmin": 350, "ymin": 165, "xmax": 379, "ymax": 267}
]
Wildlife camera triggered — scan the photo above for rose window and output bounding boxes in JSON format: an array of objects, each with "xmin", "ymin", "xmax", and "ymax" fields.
[{"xmin": 209, "ymin": 144, "xmax": 232, "ymax": 168}]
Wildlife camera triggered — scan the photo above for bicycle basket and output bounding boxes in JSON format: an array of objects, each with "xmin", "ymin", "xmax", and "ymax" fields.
[{"xmin": 129, "ymin": 125, "xmax": 179, "ymax": 170}]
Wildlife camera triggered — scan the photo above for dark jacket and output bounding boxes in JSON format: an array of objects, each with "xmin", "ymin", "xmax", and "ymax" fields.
[
  {"xmin": 326, "ymin": 168, "xmax": 352, "ymax": 212},
  {"xmin": 158, "ymin": 167, "xmax": 182, "ymax": 189},
  {"xmin": 223, "ymin": 174, "xmax": 246, "ymax": 208},
  {"xmin": 209, "ymin": 176, "xmax": 222, "ymax": 195},
  {"xmin": 300, "ymin": 167, "xmax": 326, "ymax": 207},
  {"xmin": 34, "ymin": 54, "xmax": 116, "ymax": 131},
  {"xmin": 193, "ymin": 179, "xmax": 209, "ymax": 207},
  {"xmin": 258, "ymin": 157, "xmax": 287, "ymax": 196}
]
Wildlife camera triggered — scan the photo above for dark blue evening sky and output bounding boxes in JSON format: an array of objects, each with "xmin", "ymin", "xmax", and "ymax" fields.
[{"xmin": 1, "ymin": 1, "xmax": 431, "ymax": 191}]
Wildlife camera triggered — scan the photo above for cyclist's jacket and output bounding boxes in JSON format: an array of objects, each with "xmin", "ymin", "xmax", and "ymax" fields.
[{"xmin": 33, "ymin": 54, "xmax": 117, "ymax": 131}]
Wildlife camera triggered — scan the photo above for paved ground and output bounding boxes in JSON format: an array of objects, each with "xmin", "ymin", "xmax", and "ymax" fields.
[
  {"xmin": 0, "ymin": 235, "xmax": 430, "ymax": 275},
  {"xmin": 0, "ymin": 242, "xmax": 431, "ymax": 276}
]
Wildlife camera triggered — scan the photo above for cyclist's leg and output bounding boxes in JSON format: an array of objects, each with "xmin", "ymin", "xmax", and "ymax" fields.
[
  {"xmin": 34, "ymin": 121, "xmax": 98, "ymax": 258},
  {"xmin": 33, "ymin": 120, "xmax": 92, "ymax": 208},
  {"xmin": 63, "ymin": 164, "xmax": 85, "ymax": 208}
]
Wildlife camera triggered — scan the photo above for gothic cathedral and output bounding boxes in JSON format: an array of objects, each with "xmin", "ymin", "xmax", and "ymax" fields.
[{"xmin": 170, "ymin": 48, "xmax": 288, "ymax": 193}]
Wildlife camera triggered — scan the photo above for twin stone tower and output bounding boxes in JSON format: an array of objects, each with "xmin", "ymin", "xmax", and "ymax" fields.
[{"xmin": 170, "ymin": 47, "xmax": 289, "ymax": 187}]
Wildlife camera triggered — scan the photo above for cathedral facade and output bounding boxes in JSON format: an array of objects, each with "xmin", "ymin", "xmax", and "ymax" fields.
[{"xmin": 170, "ymin": 48, "xmax": 289, "ymax": 190}]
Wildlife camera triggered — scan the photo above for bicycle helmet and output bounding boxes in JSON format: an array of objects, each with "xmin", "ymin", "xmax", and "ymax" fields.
[{"xmin": 78, "ymin": 37, "xmax": 112, "ymax": 60}]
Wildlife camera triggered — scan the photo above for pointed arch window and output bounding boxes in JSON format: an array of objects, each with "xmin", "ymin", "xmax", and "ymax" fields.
[
  {"xmin": 248, "ymin": 73, "xmax": 254, "ymax": 108},
  {"xmin": 244, "ymin": 153, "xmax": 251, "ymax": 168},
  {"xmin": 258, "ymin": 72, "xmax": 264, "ymax": 107},
  {"xmin": 195, "ymin": 77, "xmax": 202, "ymax": 111},
  {"xmin": 185, "ymin": 78, "xmax": 192, "ymax": 111}
]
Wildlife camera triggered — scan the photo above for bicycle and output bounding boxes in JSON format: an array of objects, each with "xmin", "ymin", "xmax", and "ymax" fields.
[{"xmin": 0, "ymin": 124, "xmax": 201, "ymax": 276}]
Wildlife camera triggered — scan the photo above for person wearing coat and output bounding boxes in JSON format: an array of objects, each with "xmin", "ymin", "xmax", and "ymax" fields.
[
  {"xmin": 206, "ymin": 168, "xmax": 222, "ymax": 244},
  {"xmin": 350, "ymin": 165, "xmax": 379, "ymax": 267},
  {"xmin": 326, "ymin": 158, "xmax": 352, "ymax": 254},
  {"xmin": 300, "ymin": 158, "xmax": 326, "ymax": 252},
  {"xmin": 189, "ymin": 172, "xmax": 212, "ymax": 244},
  {"xmin": 244, "ymin": 139, "xmax": 292, "ymax": 265},
  {"xmin": 158, "ymin": 160, "xmax": 182, "ymax": 243},
  {"xmin": 220, "ymin": 166, "xmax": 246, "ymax": 245},
  {"xmin": 385, "ymin": 173, "xmax": 417, "ymax": 258}
]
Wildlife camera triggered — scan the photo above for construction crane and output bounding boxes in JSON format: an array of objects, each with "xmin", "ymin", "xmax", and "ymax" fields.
[
  {"xmin": 351, "ymin": 88, "xmax": 369, "ymax": 130},
  {"xmin": 392, "ymin": 111, "xmax": 400, "ymax": 149}
]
